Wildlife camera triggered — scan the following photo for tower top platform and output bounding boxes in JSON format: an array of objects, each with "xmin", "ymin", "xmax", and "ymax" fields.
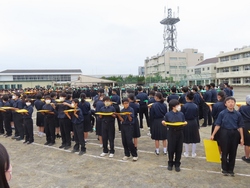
[{"xmin": 160, "ymin": 17, "xmax": 180, "ymax": 25}]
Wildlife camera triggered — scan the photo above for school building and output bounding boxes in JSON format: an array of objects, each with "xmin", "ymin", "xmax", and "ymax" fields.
[
  {"xmin": 186, "ymin": 57, "xmax": 217, "ymax": 86},
  {"xmin": 216, "ymin": 46, "xmax": 250, "ymax": 86},
  {"xmin": 144, "ymin": 48, "xmax": 204, "ymax": 82},
  {"xmin": 0, "ymin": 69, "xmax": 82, "ymax": 89}
]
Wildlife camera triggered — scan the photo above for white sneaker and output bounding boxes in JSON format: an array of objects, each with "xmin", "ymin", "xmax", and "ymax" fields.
[
  {"xmin": 100, "ymin": 144, "xmax": 103, "ymax": 148},
  {"xmin": 133, "ymin": 156, "xmax": 138, "ymax": 161},
  {"xmin": 183, "ymin": 152, "xmax": 189, "ymax": 157},
  {"xmin": 192, "ymin": 153, "xmax": 197, "ymax": 158},
  {"xmin": 122, "ymin": 156, "xmax": 129, "ymax": 160},
  {"xmin": 148, "ymin": 127, "xmax": 150, "ymax": 130},
  {"xmin": 109, "ymin": 153, "xmax": 114, "ymax": 158},
  {"xmin": 100, "ymin": 153, "xmax": 107, "ymax": 157},
  {"xmin": 147, "ymin": 132, "xmax": 151, "ymax": 136}
]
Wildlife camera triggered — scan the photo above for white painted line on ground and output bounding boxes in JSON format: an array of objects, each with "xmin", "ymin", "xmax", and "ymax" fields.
[
  {"xmin": 32, "ymin": 142, "xmax": 128, "ymax": 163},
  {"xmin": 159, "ymin": 165, "xmax": 250, "ymax": 177}
]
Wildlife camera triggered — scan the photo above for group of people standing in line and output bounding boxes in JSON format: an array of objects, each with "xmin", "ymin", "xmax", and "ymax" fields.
[{"xmin": 0, "ymin": 82, "xmax": 249, "ymax": 176}]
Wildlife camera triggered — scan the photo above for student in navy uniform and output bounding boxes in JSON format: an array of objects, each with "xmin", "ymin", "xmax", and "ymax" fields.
[
  {"xmin": 223, "ymin": 83, "xmax": 232, "ymax": 97},
  {"xmin": 56, "ymin": 92, "xmax": 72, "ymax": 150},
  {"xmin": 111, "ymin": 89, "xmax": 121, "ymax": 132},
  {"xmin": 181, "ymin": 92, "xmax": 200, "ymax": 158},
  {"xmin": 42, "ymin": 96, "xmax": 57, "ymax": 146},
  {"xmin": 167, "ymin": 87, "xmax": 179, "ymax": 103},
  {"xmin": 192, "ymin": 86, "xmax": 203, "ymax": 125},
  {"xmin": 99, "ymin": 96, "xmax": 116, "ymax": 158},
  {"xmin": 1, "ymin": 95, "xmax": 12, "ymax": 137},
  {"xmin": 211, "ymin": 91, "xmax": 226, "ymax": 154},
  {"xmin": 211, "ymin": 97, "xmax": 244, "ymax": 176},
  {"xmin": 150, "ymin": 93, "xmax": 168, "ymax": 155},
  {"xmin": 148, "ymin": 90, "xmax": 156, "ymax": 136},
  {"xmin": 22, "ymin": 98, "xmax": 34, "ymax": 144},
  {"xmin": 50, "ymin": 92, "xmax": 61, "ymax": 139},
  {"xmin": 34, "ymin": 93, "xmax": 45, "ymax": 137},
  {"xmin": 136, "ymin": 86, "xmax": 149, "ymax": 129},
  {"xmin": 65, "ymin": 99, "xmax": 86, "ymax": 155},
  {"xmin": 201, "ymin": 85, "xmax": 212, "ymax": 127},
  {"xmin": 128, "ymin": 94, "xmax": 140, "ymax": 150},
  {"xmin": 178, "ymin": 86, "xmax": 188, "ymax": 105},
  {"xmin": 0, "ymin": 95, "xmax": 4, "ymax": 135},
  {"xmin": 93, "ymin": 94, "xmax": 104, "ymax": 147},
  {"xmin": 239, "ymin": 95, "xmax": 250, "ymax": 163},
  {"xmin": 117, "ymin": 98, "xmax": 138, "ymax": 161},
  {"xmin": 162, "ymin": 99, "xmax": 186, "ymax": 172},
  {"xmin": 78, "ymin": 93, "xmax": 91, "ymax": 142},
  {"xmin": 210, "ymin": 83, "xmax": 218, "ymax": 103},
  {"xmin": 12, "ymin": 93, "xmax": 25, "ymax": 141}
]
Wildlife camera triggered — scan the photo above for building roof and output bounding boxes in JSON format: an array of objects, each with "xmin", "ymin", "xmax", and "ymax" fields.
[
  {"xmin": 196, "ymin": 57, "xmax": 218, "ymax": 66},
  {"xmin": 71, "ymin": 75, "xmax": 116, "ymax": 86},
  {"xmin": 0, "ymin": 69, "xmax": 82, "ymax": 74}
]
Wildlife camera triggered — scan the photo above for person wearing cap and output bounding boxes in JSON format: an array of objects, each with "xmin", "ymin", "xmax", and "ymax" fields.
[
  {"xmin": 239, "ymin": 95, "xmax": 250, "ymax": 163},
  {"xmin": 211, "ymin": 97, "xmax": 244, "ymax": 176}
]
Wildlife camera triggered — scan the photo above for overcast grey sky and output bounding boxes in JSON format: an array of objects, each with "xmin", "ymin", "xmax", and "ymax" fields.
[{"xmin": 0, "ymin": 0, "xmax": 249, "ymax": 75}]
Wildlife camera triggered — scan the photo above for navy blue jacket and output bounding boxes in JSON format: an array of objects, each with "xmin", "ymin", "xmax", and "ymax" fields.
[
  {"xmin": 136, "ymin": 92, "xmax": 149, "ymax": 106},
  {"xmin": 120, "ymin": 107, "xmax": 134, "ymax": 125},
  {"xmin": 212, "ymin": 101, "xmax": 226, "ymax": 120},
  {"xmin": 79, "ymin": 101, "xmax": 91, "ymax": 115},
  {"xmin": 71, "ymin": 107, "xmax": 84, "ymax": 124},
  {"xmin": 239, "ymin": 105, "xmax": 250, "ymax": 122},
  {"xmin": 150, "ymin": 101, "xmax": 168, "ymax": 119},
  {"xmin": 215, "ymin": 109, "xmax": 244, "ymax": 129},
  {"xmin": 181, "ymin": 102, "xmax": 198, "ymax": 120},
  {"xmin": 167, "ymin": 94, "xmax": 179, "ymax": 103},
  {"xmin": 23, "ymin": 105, "xmax": 33, "ymax": 119}
]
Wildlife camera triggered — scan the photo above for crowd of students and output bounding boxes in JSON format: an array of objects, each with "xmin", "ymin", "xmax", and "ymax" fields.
[{"xmin": 0, "ymin": 83, "xmax": 249, "ymax": 176}]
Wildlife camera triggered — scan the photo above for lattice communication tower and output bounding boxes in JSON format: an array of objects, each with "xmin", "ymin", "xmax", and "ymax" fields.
[{"xmin": 160, "ymin": 8, "xmax": 180, "ymax": 53}]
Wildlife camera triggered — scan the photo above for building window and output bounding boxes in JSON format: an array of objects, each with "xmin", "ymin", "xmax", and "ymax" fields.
[
  {"xmin": 231, "ymin": 54, "xmax": 240, "ymax": 60},
  {"xmin": 222, "ymin": 78, "xmax": 229, "ymax": 83},
  {"xmin": 232, "ymin": 78, "xmax": 241, "ymax": 84},
  {"xmin": 244, "ymin": 77, "xmax": 250, "ymax": 83},
  {"xmin": 231, "ymin": 66, "xmax": 239, "ymax": 71},
  {"xmin": 187, "ymin": 70, "xmax": 189, "ymax": 73},
  {"xmin": 0, "ymin": 85, "xmax": 3, "ymax": 89},
  {"xmin": 170, "ymin": 57, "xmax": 177, "ymax": 60},
  {"xmin": 166, "ymin": 71, "xmax": 169, "ymax": 74},
  {"xmin": 13, "ymin": 75, "xmax": 71, "ymax": 81},
  {"xmin": 4, "ymin": 85, "xmax": 10, "ymax": 89},
  {"xmin": 243, "ymin": 52, "xmax": 250, "ymax": 58},
  {"xmin": 244, "ymin": 65, "xmax": 250, "ymax": 70},
  {"xmin": 220, "ymin": 56, "xmax": 229, "ymax": 62},
  {"xmin": 194, "ymin": 68, "xmax": 201, "ymax": 74},
  {"xmin": 222, "ymin": 67, "xmax": 229, "ymax": 72},
  {"xmin": 217, "ymin": 68, "xmax": 220, "ymax": 73},
  {"xmin": 179, "ymin": 66, "xmax": 186, "ymax": 69},
  {"xmin": 170, "ymin": 66, "xmax": 177, "ymax": 69},
  {"xmin": 11, "ymin": 84, "xmax": 16, "ymax": 89},
  {"xmin": 17, "ymin": 84, "xmax": 22, "ymax": 89},
  {"xmin": 214, "ymin": 67, "xmax": 216, "ymax": 70},
  {"xmin": 191, "ymin": 69, "xmax": 193, "ymax": 72},
  {"xmin": 207, "ymin": 67, "xmax": 210, "ymax": 70}
]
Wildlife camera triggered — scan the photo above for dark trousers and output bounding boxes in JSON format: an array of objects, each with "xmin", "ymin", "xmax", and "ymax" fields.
[
  {"xmin": 102, "ymin": 121, "xmax": 115, "ymax": 154},
  {"xmin": 202, "ymin": 103, "xmax": 212, "ymax": 126},
  {"xmin": 3, "ymin": 115, "xmax": 12, "ymax": 136},
  {"xmin": 24, "ymin": 118, "xmax": 34, "ymax": 142},
  {"xmin": 44, "ymin": 117, "xmax": 56, "ymax": 143},
  {"xmin": 59, "ymin": 118, "xmax": 72, "ymax": 146},
  {"xmin": 167, "ymin": 128, "xmax": 184, "ymax": 167},
  {"xmin": 113, "ymin": 104, "xmax": 121, "ymax": 131},
  {"xmin": 121, "ymin": 124, "xmax": 137, "ymax": 157},
  {"xmin": 139, "ymin": 105, "xmax": 149, "ymax": 128},
  {"xmin": 220, "ymin": 128, "xmax": 240, "ymax": 172},
  {"xmin": 73, "ymin": 123, "xmax": 86, "ymax": 151},
  {"xmin": 0, "ymin": 115, "xmax": 4, "ymax": 133},
  {"xmin": 13, "ymin": 113, "xmax": 24, "ymax": 138}
]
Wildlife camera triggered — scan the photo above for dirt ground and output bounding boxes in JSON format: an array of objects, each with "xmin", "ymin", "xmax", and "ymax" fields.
[{"xmin": 1, "ymin": 87, "xmax": 250, "ymax": 188}]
